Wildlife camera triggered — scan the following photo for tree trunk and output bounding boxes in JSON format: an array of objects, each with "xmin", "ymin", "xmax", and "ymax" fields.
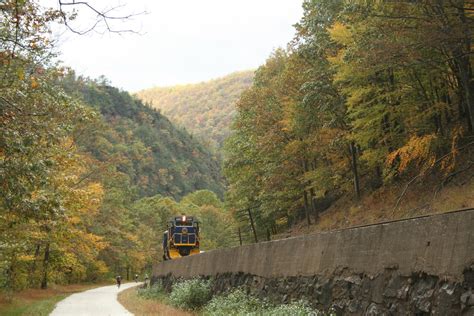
[
  {"xmin": 302, "ymin": 159, "xmax": 313, "ymax": 225},
  {"xmin": 303, "ymin": 190, "xmax": 312, "ymax": 226},
  {"xmin": 6, "ymin": 255, "xmax": 16, "ymax": 291},
  {"xmin": 455, "ymin": 4, "xmax": 474, "ymax": 132},
  {"xmin": 247, "ymin": 208, "xmax": 258, "ymax": 243},
  {"xmin": 310, "ymin": 188, "xmax": 319, "ymax": 221},
  {"xmin": 271, "ymin": 225, "xmax": 277, "ymax": 235},
  {"xmin": 350, "ymin": 142, "xmax": 361, "ymax": 199},
  {"xmin": 41, "ymin": 243, "xmax": 50, "ymax": 289},
  {"xmin": 29, "ymin": 244, "xmax": 41, "ymax": 286}
]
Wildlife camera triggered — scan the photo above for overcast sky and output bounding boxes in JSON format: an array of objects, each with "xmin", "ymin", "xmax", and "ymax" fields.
[{"xmin": 43, "ymin": 0, "xmax": 304, "ymax": 92}]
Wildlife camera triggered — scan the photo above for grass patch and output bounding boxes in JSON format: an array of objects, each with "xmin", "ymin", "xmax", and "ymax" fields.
[
  {"xmin": 136, "ymin": 282, "xmax": 167, "ymax": 300},
  {"xmin": 118, "ymin": 285, "xmax": 192, "ymax": 316},
  {"xmin": 0, "ymin": 283, "xmax": 107, "ymax": 316},
  {"xmin": 1, "ymin": 294, "xmax": 68, "ymax": 316}
]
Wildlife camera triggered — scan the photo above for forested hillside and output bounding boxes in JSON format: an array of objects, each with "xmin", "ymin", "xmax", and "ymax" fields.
[
  {"xmin": 136, "ymin": 71, "xmax": 254, "ymax": 149},
  {"xmin": 0, "ymin": 0, "xmax": 236, "ymax": 293},
  {"xmin": 225, "ymin": 0, "xmax": 474, "ymax": 242},
  {"xmin": 62, "ymin": 74, "xmax": 224, "ymax": 199}
]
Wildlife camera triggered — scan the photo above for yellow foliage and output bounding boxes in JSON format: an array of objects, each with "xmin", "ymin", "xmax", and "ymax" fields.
[
  {"xmin": 17, "ymin": 254, "xmax": 35, "ymax": 262},
  {"xmin": 136, "ymin": 71, "xmax": 254, "ymax": 149},
  {"xmin": 31, "ymin": 76, "xmax": 39, "ymax": 89},
  {"xmin": 93, "ymin": 260, "xmax": 109, "ymax": 275},
  {"xmin": 124, "ymin": 232, "xmax": 139, "ymax": 243},
  {"xmin": 328, "ymin": 22, "xmax": 352, "ymax": 46},
  {"xmin": 386, "ymin": 134, "xmax": 437, "ymax": 173},
  {"xmin": 17, "ymin": 68, "xmax": 25, "ymax": 80},
  {"xmin": 441, "ymin": 126, "xmax": 465, "ymax": 172},
  {"xmin": 68, "ymin": 216, "xmax": 81, "ymax": 225}
]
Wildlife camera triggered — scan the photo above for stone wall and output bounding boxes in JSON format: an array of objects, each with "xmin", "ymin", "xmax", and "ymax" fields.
[
  {"xmin": 157, "ymin": 267, "xmax": 474, "ymax": 315},
  {"xmin": 153, "ymin": 209, "xmax": 474, "ymax": 314}
]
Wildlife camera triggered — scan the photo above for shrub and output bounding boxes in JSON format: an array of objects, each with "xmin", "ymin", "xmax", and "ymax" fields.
[
  {"xmin": 137, "ymin": 281, "xmax": 165, "ymax": 300},
  {"xmin": 169, "ymin": 278, "xmax": 212, "ymax": 310},
  {"xmin": 203, "ymin": 289, "xmax": 321, "ymax": 316},
  {"xmin": 203, "ymin": 288, "xmax": 267, "ymax": 315}
]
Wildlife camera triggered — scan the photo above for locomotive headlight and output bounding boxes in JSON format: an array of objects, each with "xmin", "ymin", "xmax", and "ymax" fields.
[{"xmin": 182, "ymin": 215, "xmax": 186, "ymax": 222}]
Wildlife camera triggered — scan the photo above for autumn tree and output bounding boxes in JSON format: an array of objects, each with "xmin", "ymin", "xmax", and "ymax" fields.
[{"xmin": 225, "ymin": 0, "xmax": 473, "ymax": 240}]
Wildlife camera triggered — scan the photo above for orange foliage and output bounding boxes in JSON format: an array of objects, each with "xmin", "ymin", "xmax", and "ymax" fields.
[{"xmin": 387, "ymin": 134, "xmax": 437, "ymax": 173}]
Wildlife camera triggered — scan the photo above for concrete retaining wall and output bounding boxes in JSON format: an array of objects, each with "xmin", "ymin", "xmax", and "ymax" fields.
[
  {"xmin": 153, "ymin": 209, "xmax": 474, "ymax": 314},
  {"xmin": 154, "ymin": 209, "xmax": 474, "ymax": 280}
]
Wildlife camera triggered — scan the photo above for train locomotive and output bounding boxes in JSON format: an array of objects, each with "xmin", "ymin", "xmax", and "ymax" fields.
[{"xmin": 163, "ymin": 215, "xmax": 200, "ymax": 260}]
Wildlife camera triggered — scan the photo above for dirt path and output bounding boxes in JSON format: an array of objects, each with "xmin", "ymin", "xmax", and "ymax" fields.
[{"xmin": 50, "ymin": 282, "xmax": 140, "ymax": 316}]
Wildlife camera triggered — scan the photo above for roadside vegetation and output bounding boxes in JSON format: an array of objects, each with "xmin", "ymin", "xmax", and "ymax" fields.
[
  {"xmin": 204, "ymin": 289, "xmax": 318, "ymax": 316},
  {"xmin": 123, "ymin": 279, "xmax": 322, "ymax": 316},
  {"xmin": 0, "ymin": 283, "xmax": 107, "ymax": 316},
  {"xmin": 118, "ymin": 284, "xmax": 192, "ymax": 316}
]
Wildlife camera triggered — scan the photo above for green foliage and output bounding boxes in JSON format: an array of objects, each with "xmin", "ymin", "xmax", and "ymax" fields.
[
  {"xmin": 53, "ymin": 76, "xmax": 229, "ymax": 277},
  {"xmin": 0, "ymin": 0, "xmax": 111, "ymax": 291},
  {"xmin": 0, "ymin": 0, "xmax": 231, "ymax": 293},
  {"xmin": 139, "ymin": 282, "xmax": 321, "ymax": 315},
  {"xmin": 225, "ymin": 0, "xmax": 474, "ymax": 241},
  {"xmin": 180, "ymin": 190, "xmax": 223, "ymax": 209},
  {"xmin": 224, "ymin": 51, "xmax": 317, "ymax": 239},
  {"xmin": 178, "ymin": 190, "xmax": 237, "ymax": 250},
  {"xmin": 169, "ymin": 279, "xmax": 212, "ymax": 310},
  {"xmin": 63, "ymin": 74, "xmax": 225, "ymax": 199},
  {"xmin": 203, "ymin": 288, "xmax": 265, "ymax": 315},
  {"xmin": 136, "ymin": 71, "xmax": 254, "ymax": 150},
  {"xmin": 194, "ymin": 205, "xmax": 236, "ymax": 250},
  {"xmin": 203, "ymin": 288, "xmax": 320, "ymax": 316},
  {"xmin": 0, "ymin": 294, "xmax": 68, "ymax": 316},
  {"xmin": 128, "ymin": 190, "xmax": 237, "ymax": 266},
  {"xmin": 137, "ymin": 282, "xmax": 166, "ymax": 300}
]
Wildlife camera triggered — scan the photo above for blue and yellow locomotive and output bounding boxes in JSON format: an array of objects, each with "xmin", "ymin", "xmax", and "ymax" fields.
[{"xmin": 163, "ymin": 215, "xmax": 200, "ymax": 260}]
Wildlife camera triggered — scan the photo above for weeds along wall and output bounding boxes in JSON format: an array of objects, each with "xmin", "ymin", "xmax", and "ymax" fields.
[{"xmin": 154, "ymin": 209, "xmax": 474, "ymax": 280}]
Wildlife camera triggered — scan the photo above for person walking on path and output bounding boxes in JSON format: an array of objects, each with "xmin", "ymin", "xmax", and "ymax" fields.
[{"xmin": 116, "ymin": 275, "xmax": 122, "ymax": 288}]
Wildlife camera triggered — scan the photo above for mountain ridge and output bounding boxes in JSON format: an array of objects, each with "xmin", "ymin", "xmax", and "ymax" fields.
[
  {"xmin": 62, "ymin": 74, "xmax": 225, "ymax": 199},
  {"xmin": 136, "ymin": 70, "xmax": 254, "ymax": 149}
]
